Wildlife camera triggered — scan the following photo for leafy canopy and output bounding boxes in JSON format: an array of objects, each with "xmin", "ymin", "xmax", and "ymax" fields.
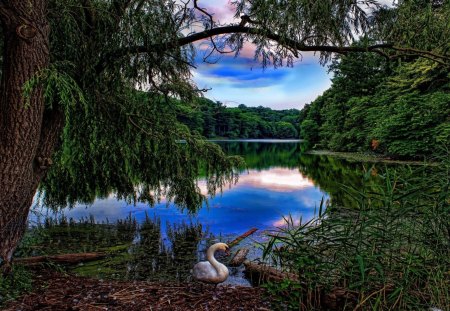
[
  {"xmin": 10, "ymin": 0, "xmax": 447, "ymax": 209},
  {"xmin": 31, "ymin": 0, "xmax": 389, "ymax": 210}
]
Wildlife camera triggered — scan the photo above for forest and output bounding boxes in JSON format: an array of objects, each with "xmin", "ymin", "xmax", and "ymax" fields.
[
  {"xmin": 175, "ymin": 98, "xmax": 300, "ymax": 139},
  {"xmin": 176, "ymin": 49, "xmax": 449, "ymax": 159},
  {"xmin": 297, "ymin": 1, "xmax": 450, "ymax": 160},
  {"xmin": 1, "ymin": 0, "xmax": 449, "ymax": 310},
  {"xmin": 299, "ymin": 52, "xmax": 450, "ymax": 159}
]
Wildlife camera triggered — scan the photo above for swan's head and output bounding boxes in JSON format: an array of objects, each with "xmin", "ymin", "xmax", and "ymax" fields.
[{"xmin": 214, "ymin": 242, "xmax": 229, "ymax": 252}]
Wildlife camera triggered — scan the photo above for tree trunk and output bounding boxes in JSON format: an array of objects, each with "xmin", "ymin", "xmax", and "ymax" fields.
[{"xmin": 0, "ymin": 0, "xmax": 61, "ymax": 274}]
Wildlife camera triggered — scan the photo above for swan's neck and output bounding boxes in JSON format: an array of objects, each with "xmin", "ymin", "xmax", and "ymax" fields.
[{"xmin": 206, "ymin": 245, "xmax": 227, "ymax": 277}]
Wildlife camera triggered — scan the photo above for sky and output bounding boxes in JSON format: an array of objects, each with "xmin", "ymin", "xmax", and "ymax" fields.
[
  {"xmin": 190, "ymin": 0, "xmax": 331, "ymax": 110},
  {"xmin": 189, "ymin": 0, "xmax": 394, "ymax": 110}
]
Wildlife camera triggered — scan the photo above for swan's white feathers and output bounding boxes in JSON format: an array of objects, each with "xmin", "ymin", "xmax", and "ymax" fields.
[
  {"xmin": 192, "ymin": 261, "xmax": 220, "ymax": 283},
  {"xmin": 192, "ymin": 243, "xmax": 229, "ymax": 284}
]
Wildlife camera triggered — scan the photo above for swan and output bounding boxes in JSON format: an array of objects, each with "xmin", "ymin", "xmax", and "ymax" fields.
[{"xmin": 192, "ymin": 242, "xmax": 229, "ymax": 284}]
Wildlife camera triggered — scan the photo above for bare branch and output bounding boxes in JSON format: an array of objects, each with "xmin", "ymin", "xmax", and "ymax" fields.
[{"xmin": 193, "ymin": 0, "xmax": 213, "ymax": 28}]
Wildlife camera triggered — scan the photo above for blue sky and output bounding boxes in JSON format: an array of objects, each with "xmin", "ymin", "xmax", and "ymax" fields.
[
  {"xmin": 190, "ymin": 0, "xmax": 393, "ymax": 110},
  {"xmin": 189, "ymin": 0, "xmax": 332, "ymax": 110},
  {"xmin": 192, "ymin": 51, "xmax": 332, "ymax": 110}
]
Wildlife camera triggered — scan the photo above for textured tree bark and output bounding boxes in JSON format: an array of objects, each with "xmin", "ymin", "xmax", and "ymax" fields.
[{"xmin": 0, "ymin": 0, "xmax": 61, "ymax": 274}]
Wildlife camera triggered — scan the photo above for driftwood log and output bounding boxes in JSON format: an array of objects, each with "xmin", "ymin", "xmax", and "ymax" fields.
[
  {"xmin": 244, "ymin": 261, "xmax": 360, "ymax": 309},
  {"xmin": 15, "ymin": 252, "xmax": 108, "ymax": 265},
  {"xmin": 243, "ymin": 261, "xmax": 299, "ymax": 286},
  {"xmin": 229, "ymin": 248, "xmax": 249, "ymax": 267}
]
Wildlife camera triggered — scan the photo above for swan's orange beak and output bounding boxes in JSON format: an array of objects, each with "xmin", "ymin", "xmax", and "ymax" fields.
[{"xmin": 225, "ymin": 247, "xmax": 230, "ymax": 256}]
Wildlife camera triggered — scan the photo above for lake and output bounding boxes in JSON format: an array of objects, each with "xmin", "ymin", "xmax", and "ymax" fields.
[
  {"xmin": 23, "ymin": 140, "xmax": 394, "ymax": 285},
  {"xmin": 32, "ymin": 140, "xmax": 328, "ymax": 236}
]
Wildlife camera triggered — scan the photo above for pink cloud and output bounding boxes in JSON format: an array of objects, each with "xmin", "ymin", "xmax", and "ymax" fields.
[
  {"xmin": 204, "ymin": 1, "xmax": 236, "ymax": 24},
  {"xmin": 197, "ymin": 168, "xmax": 315, "ymax": 195}
]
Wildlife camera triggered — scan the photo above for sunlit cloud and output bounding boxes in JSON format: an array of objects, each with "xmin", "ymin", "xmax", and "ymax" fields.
[
  {"xmin": 272, "ymin": 215, "xmax": 302, "ymax": 227},
  {"xmin": 188, "ymin": 0, "xmax": 393, "ymax": 110},
  {"xmin": 197, "ymin": 168, "xmax": 315, "ymax": 195}
]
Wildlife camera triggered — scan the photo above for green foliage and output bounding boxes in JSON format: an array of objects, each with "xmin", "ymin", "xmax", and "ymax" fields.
[
  {"xmin": 300, "ymin": 51, "xmax": 450, "ymax": 159},
  {"xmin": 298, "ymin": 0, "xmax": 450, "ymax": 159},
  {"xmin": 24, "ymin": 1, "xmax": 249, "ymax": 212},
  {"xmin": 370, "ymin": 90, "xmax": 450, "ymax": 157},
  {"xmin": 262, "ymin": 157, "xmax": 450, "ymax": 310},
  {"xmin": 274, "ymin": 121, "xmax": 298, "ymax": 139},
  {"xmin": 40, "ymin": 92, "xmax": 245, "ymax": 211},
  {"xmin": 14, "ymin": 0, "xmax": 448, "ymax": 212},
  {"xmin": 373, "ymin": 0, "xmax": 450, "ymax": 54},
  {"xmin": 0, "ymin": 266, "xmax": 33, "ymax": 307},
  {"xmin": 176, "ymin": 98, "xmax": 300, "ymax": 139},
  {"xmin": 22, "ymin": 64, "xmax": 87, "ymax": 110}
]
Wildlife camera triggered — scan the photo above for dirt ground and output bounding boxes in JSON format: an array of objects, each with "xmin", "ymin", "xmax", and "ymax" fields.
[{"xmin": 4, "ymin": 270, "xmax": 271, "ymax": 311}]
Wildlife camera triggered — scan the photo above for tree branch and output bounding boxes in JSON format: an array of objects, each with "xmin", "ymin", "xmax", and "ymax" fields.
[
  {"xmin": 95, "ymin": 25, "xmax": 448, "ymax": 74},
  {"xmin": 110, "ymin": 0, "xmax": 133, "ymax": 22},
  {"xmin": 80, "ymin": 0, "xmax": 95, "ymax": 34}
]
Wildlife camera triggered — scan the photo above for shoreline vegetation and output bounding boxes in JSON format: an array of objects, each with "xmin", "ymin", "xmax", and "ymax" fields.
[
  {"xmin": 304, "ymin": 150, "xmax": 439, "ymax": 165},
  {"xmin": 3, "ymin": 146, "xmax": 448, "ymax": 310},
  {"xmin": 1, "ymin": 0, "xmax": 449, "ymax": 310},
  {"xmin": 262, "ymin": 153, "xmax": 449, "ymax": 310}
]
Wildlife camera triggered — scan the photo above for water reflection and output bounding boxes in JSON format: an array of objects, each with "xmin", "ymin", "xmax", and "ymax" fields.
[
  {"xmin": 33, "ymin": 142, "xmax": 328, "ymax": 236},
  {"xmin": 216, "ymin": 140, "xmax": 302, "ymax": 170},
  {"xmin": 24, "ymin": 141, "xmax": 408, "ymax": 284},
  {"xmin": 20, "ymin": 216, "xmax": 211, "ymax": 283},
  {"xmin": 127, "ymin": 215, "xmax": 204, "ymax": 282},
  {"xmin": 235, "ymin": 168, "xmax": 314, "ymax": 191},
  {"xmin": 297, "ymin": 154, "xmax": 383, "ymax": 208},
  {"xmin": 33, "ymin": 141, "xmax": 398, "ymax": 236}
]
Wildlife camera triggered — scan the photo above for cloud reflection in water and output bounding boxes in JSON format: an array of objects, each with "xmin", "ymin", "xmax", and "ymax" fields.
[{"xmin": 35, "ymin": 167, "xmax": 327, "ymax": 236}]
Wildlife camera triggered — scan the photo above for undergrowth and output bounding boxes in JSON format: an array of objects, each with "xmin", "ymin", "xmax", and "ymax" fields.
[
  {"xmin": 0, "ymin": 265, "xmax": 33, "ymax": 307},
  {"xmin": 262, "ymin": 155, "xmax": 449, "ymax": 310}
]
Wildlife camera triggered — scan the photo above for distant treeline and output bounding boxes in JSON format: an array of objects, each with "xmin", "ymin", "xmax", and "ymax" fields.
[
  {"xmin": 174, "ymin": 98, "xmax": 300, "ymax": 139},
  {"xmin": 298, "ymin": 51, "xmax": 450, "ymax": 159},
  {"xmin": 173, "ymin": 48, "xmax": 449, "ymax": 159}
]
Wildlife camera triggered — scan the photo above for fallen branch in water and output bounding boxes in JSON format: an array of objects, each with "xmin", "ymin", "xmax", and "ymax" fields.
[
  {"xmin": 243, "ymin": 260, "xmax": 299, "ymax": 286},
  {"xmin": 228, "ymin": 228, "xmax": 258, "ymax": 248},
  {"xmin": 229, "ymin": 248, "xmax": 249, "ymax": 267},
  {"xmin": 15, "ymin": 252, "xmax": 108, "ymax": 265}
]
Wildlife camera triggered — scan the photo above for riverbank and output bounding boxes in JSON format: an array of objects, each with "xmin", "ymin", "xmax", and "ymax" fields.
[
  {"xmin": 305, "ymin": 150, "xmax": 436, "ymax": 165},
  {"xmin": 3, "ymin": 268, "xmax": 270, "ymax": 311}
]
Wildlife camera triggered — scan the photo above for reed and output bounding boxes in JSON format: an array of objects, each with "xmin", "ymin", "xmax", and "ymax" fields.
[{"xmin": 262, "ymin": 156, "xmax": 449, "ymax": 310}]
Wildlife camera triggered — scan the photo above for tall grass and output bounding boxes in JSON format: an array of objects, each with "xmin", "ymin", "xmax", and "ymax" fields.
[{"xmin": 262, "ymin": 158, "xmax": 449, "ymax": 310}]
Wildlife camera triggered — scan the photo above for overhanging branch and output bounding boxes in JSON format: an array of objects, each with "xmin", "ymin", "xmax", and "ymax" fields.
[{"xmin": 95, "ymin": 25, "xmax": 449, "ymax": 74}]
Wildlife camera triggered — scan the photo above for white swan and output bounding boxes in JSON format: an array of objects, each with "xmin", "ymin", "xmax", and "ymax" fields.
[{"xmin": 192, "ymin": 242, "xmax": 229, "ymax": 284}]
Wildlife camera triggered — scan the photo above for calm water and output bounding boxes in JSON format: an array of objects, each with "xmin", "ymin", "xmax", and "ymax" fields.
[
  {"xmin": 25, "ymin": 141, "xmax": 391, "ymax": 285},
  {"xmin": 33, "ymin": 141, "xmax": 329, "ymax": 236}
]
